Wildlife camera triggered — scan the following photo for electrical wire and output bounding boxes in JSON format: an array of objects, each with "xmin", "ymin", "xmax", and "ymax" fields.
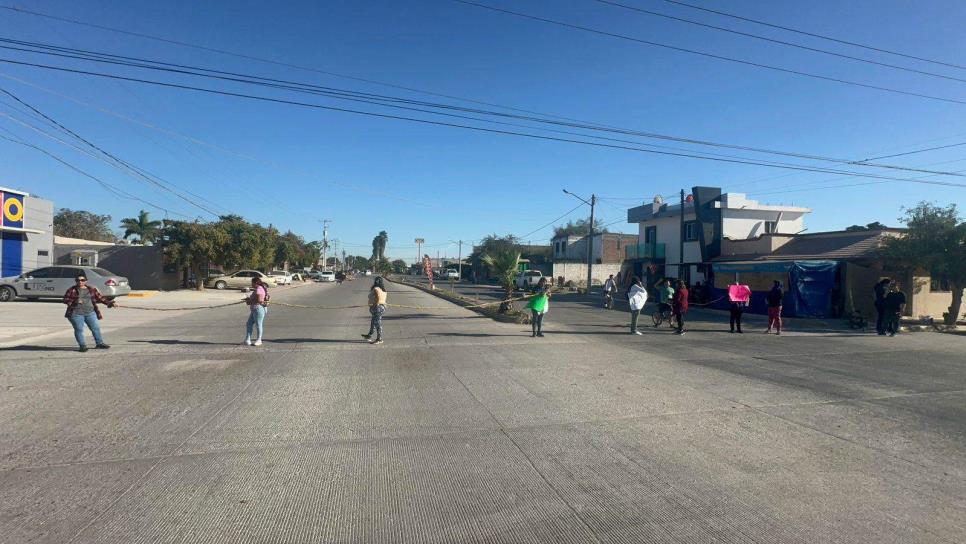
[
  {"xmin": 593, "ymin": 0, "xmax": 966, "ymax": 85},
  {"xmin": 655, "ymin": 0, "xmax": 966, "ymax": 72},
  {"xmin": 3, "ymin": 57, "xmax": 965, "ymax": 188},
  {"xmin": 448, "ymin": 0, "xmax": 966, "ymax": 107}
]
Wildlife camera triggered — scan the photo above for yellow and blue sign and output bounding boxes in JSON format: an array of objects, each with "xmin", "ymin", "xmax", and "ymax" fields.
[{"xmin": 1, "ymin": 190, "xmax": 25, "ymax": 229}]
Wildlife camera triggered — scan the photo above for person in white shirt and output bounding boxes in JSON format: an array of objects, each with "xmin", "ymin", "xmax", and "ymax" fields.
[
  {"xmin": 627, "ymin": 276, "xmax": 649, "ymax": 335},
  {"xmin": 603, "ymin": 274, "xmax": 617, "ymax": 308}
]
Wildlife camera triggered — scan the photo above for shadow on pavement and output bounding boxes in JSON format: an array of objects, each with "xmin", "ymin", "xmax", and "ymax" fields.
[
  {"xmin": 131, "ymin": 340, "xmax": 237, "ymax": 346},
  {"xmin": 268, "ymin": 338, "xmax": 364, "ymax": 344},
  {"xmin": 0, "ymin": 345, "xmax": 77, "ymax": 351}
]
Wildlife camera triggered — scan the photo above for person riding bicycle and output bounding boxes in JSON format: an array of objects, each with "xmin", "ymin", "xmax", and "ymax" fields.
[
  {"xmin": 655, "ymin": 278, "xmax": 674, "ymax": 320},
  {"xmin": 603, "ymin": 274, "xmax": 617, "ymax": 308}
]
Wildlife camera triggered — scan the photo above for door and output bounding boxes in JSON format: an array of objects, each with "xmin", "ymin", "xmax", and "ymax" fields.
[
  {"xmin": 20, "ymin": 267, "xmax": 57, "ymax": 296},
  {"xmin": 50, "ymin": 267, "xmax": 78, "ymax": 297},
  {"xmin": 230, "ymin": 271, "xmax": 254, "ymax": 288}
]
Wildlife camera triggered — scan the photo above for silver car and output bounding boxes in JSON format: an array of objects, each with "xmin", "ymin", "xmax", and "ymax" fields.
[{"xmin": 0, "ymin": 265, "xmax": 131, "ymax": 302}]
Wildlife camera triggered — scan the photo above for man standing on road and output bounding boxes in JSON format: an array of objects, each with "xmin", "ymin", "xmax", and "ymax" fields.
[
  {"xmin": 874, "ymin": 278, "xmax": 891, "ymax": 335},
  {"xmin": 63, "ymin": 273, "xmax": 115, "ymax": 352},
  {"xmin": 883, "ymin": 282, "xmax": 907, "ymax": 337},
  {"xmin": 672, "ymin": 280, "xmax": 689, "ymax": 336},
  {"xmin": 728, "ymin": 280, "xmax": 751, "ymax": 333},
  {"xmin": 627, "ymin": 276, "xmax": 648, "ymax": 335}
]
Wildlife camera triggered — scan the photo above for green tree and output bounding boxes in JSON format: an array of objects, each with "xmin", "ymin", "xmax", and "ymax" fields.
[
  {"xmin": 391, "ymin": 259, "xmax": 408, "ymax": 274},
  {"xmin": 469, "ymin": 234, "xmax": 520, "ymax": 280},
  {"xmin": 274, "ymin": 231, "xmax": 305, "ymax": 269},
  {"xmin": 370, "ymin": 230, "xmax": 389, "ymax": 261},
  {"xmin": 161, "ymin": 220, "xmax": 227, "ymax": 290},
  {"xmin": 119, "ymin": 210, "xmax": 162, "ymax": 244},
  {"xmin": 553, "ymin": 217, "xmax": 609, "ymax": 237},
  {"xmin": 881, "ymin": 202, "xmax": 965, "ymax": 325},
  {"xmin": 215, "ymin": 216, "xmax": 275, "ymax": 271},
  {"xmin": 845, "ymin": 221, "xmax": 889, "ymax": 232},
  {"xmin": 53, "ymin": 208, "xmax": 116, "ymax": 242},
  {"xmin": 482, "ymin": 248, "xmax": 521, "ymax": 313}
]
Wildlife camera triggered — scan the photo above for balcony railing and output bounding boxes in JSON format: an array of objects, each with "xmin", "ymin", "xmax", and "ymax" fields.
[{"xmin": 625, "ymin": 243, "xmax": 666, "ymax": 260}]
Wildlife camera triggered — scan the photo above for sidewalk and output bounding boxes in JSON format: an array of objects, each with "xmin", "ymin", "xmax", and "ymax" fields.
[{"xmin": 0, "ymin": 282, "xmax": 313, "ymax": 349}]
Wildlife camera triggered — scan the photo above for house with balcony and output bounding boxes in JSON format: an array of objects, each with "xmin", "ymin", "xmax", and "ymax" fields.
[{"xmin": 625, "ymin": 187, "xmax": 810, "ymax": 288}]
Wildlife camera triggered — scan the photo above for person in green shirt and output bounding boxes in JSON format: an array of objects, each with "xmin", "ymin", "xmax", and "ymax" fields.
[
  {"xmin": 654, "ymin": 278, "xmax": 675, "ymax": 326},
  {"xmin": 526, "ymin": 277, "xmax": 551, "ymax": 338}
]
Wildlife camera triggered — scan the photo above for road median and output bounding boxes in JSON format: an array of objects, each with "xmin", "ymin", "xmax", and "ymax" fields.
[{"xmin": 388, "ymin": 276, "xmax": 527, "ymax": 324}]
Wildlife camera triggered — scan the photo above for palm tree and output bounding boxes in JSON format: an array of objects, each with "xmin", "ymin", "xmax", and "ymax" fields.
[
  {"xmin": 482, "ymin": 248, "xmax": 520, "ymax": 313},
  {"xmin": 120, "ymin": 210, "xmax": 162, "ymax": 244},
  {"xmin": 376, "ymin": 230, "xmax": 388, "ymax": 260}
]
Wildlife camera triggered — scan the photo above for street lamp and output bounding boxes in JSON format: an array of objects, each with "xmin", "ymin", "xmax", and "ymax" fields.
[{"xmin": 562, "ymin": 189, "xmax": 597, "ymax": 293}]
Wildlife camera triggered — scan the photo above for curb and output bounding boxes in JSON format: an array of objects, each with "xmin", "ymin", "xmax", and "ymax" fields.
[
  {"xmin": 389, "ymin": 277, "xmax": 524, "ymax": 324},
  {"xmin": 127, "ymin": 291, "xmax": 159, "ymax": 298}
]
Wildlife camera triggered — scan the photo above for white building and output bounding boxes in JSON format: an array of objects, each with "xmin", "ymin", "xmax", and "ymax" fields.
[
  {"xmin": 0, "ymin": 186, "xmax": 54, "ymax": 278},
  {"xmin": 625, "ymin": 187, "xmax": 810, "ymax": 283}
]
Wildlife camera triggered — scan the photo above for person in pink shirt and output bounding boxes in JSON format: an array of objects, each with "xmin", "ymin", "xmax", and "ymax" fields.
[
  {"xmin": 243, "ymin": 277, "xmax": 269, "ymax": 346},
  {"xmin": 728, "ymin": 281, "xmax": 751, "ymax": 333}
]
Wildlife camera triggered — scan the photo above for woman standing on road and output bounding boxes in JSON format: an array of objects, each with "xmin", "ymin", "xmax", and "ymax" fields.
[
  {"xmin": 243, "ymin": 276, "xmax": 270, "ymax": 346},
  {"xmin": 526, "ymin": 277, "xmax": 551, "ymax": 338},
  {"xmin": 63, "ymin": 272, "xmax": 116, "ymax": 352},
  {"xmin": 766, "ymin": 280, "xmax": 784, "ymax": 335},
  {"xmin": 362, "ymin": 276, "xmax": 388, "ymax": 345},
  {"xmin": 627, "ymin": 276, "xmax": 648, "ymax": 335},
  {"xmin": 672, "ymin": 280, "xmax": 689, "ymax": 336}
]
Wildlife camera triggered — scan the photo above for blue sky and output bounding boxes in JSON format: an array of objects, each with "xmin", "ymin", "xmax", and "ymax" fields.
[{"xmin": 2, "ymin": 0, "xmax": 965, "ymax": 262}]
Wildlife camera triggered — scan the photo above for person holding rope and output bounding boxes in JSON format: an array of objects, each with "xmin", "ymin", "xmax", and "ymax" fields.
[
  {"xmin": 526, "ymin": 276, "xmax": 551, "ymax": 337},
  {"xmin": 766, "ymin": 280, "xmax": 784, "ymax": 335},
  {"xmin": 728, "ymin": 280, "xmax": 751, "ymax": 334},
  {"xmin": 63, "ymin": 272, "xmax": 116, "ymax": 352},
  {"xmin": 362, "ymin": 276, "xmax": 388, "ymax": 345},
  {"xmin": 243, "ymin": 276, "xmax": 270, "ymax": 346},
  {"xmin": 672, "ymin": 279, "xmax": 689, "ymax": 336},
  {"xmin": 627, "ymin": 276, "xmax": 648, "ymax": 335}
]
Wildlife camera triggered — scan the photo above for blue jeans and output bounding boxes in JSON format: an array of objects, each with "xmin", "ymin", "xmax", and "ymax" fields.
[
  {"xmin": 368, "ymin": 304, "xmax": 385, "ymax": 339},
  {"xmin": 246, "ymin": 305, "xmax": 267, "ymax": 340},
  {"xmin": 68, "ymin": 312, "xmax": 104, "ymax": 348}
]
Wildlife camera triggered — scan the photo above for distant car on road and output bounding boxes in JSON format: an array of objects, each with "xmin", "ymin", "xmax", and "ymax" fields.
[
  {"xmin": 514, "ymin": 270, "xmax": 544, "ymax": 290},
  {"xmin": 0, "ymin": 265, "xmax": 131, "ymax": 302},
  {"xmin": 206, "ymin": 270, "xmax": 276, "ymax": 290},
  {"xmin": 444, "ymin": 269, "xmax": 460, "ymax": 280},
  {"xmin": 318, "ymin": 271, "xmax": 336, "ymax": 282},
  {"xmin": 268, "ymin": 270, "xmax": 293, "ymax": 285}
]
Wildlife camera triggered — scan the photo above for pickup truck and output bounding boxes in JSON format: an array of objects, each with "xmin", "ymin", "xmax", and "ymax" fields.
[{"xmin": 514, "ymin": 270, "xmax": 544, "ymax": 290}]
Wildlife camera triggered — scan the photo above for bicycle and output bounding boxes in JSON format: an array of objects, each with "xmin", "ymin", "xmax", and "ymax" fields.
[
  {"xmin": 652, "ymin": 303, "xmax": 676, "ymax": 328},
  {"xmin": 603, "ymin": 290, "xmax": 615, "ymax": 309}
]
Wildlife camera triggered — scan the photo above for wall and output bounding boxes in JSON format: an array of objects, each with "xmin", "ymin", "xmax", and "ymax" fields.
[
  {"xmin": 552, "ymin": 262, "xmax": 622, "ymax": 286},
  {"xmin": 54, "ymin": 244, "xmax": 180, "ymax": 290},
  {"xmin": 720, "ymin": 235, "xmax": 796, "ymax": 258},
  {"xmin": 720, "ymin": 208, "xmax": 805, "ymax": 239},
  {"xmin": 23, "ymin": 196, "xmax": 54, "ymax": 271},
  {"xmin": 909, "ymin": 276, "xmax": 964, "ymax": 320}
]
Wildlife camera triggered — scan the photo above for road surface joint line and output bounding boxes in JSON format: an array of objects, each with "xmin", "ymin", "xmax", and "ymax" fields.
[{"xmin": 63, "ymin": 347, "xmax": 292, "ymax": 543}]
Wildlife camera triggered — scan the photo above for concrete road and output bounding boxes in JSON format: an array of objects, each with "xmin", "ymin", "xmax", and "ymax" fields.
[{"xmin": 1, "ymin": 278, "xmax": 964, "ymax": 543}]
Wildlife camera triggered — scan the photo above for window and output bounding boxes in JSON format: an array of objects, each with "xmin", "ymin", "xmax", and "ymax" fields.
[
  {"xmin": 764, "ymin": 221, "xmax": 778, "ymax": 234},
  {"xmin": 931, "ymin": 278, "xmax": 951, "ymax": 292},
  {"xmin": 684, "ymin": 221, "xmax": 699, "ymax": 241},
  {"xmin": 25, "ymin": 267, "xmax": 52, "ymax": 278},
  {"xmin": 644, "ymin": 226, "xmax": 657, "ymax": 244},
  {"xmin": 37, "ymin": 250, "xmax": 49, "ymax": 257}
]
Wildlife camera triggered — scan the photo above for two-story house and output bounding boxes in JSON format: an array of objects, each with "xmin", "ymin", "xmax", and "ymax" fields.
[
  {"xmin": 625, "ymin": 187, "xmax": 810, "ymax": 285},
  {"xmin": 551, "ymin": 232, "xmax": 637, "ymax": 286}
]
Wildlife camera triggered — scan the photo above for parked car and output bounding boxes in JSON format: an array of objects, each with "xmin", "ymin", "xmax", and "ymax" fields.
[
  {"xmin": 268, "ymin": 270, "xmax": 293, "ymax": 285},
  {"xmin": 205, "ymin": 270, "xmax": 276, "ymax": 290},
  {"xmin": 514, "ymin": 270, "xmax": 544, "ymax": 290},
  {"xmin": 201, "ymin": 267, "xmax": 225, "ymax": 279},
  {"xmin": 318, "ymin": 271, "xmax": 336, "ymax": 282},
  {"xmin": 0, "ymin": 265, "xmax": 131, "ymax": 302},
  {"xmin": 444, "ymin": 269, "xmax": 460, "ymax": 280},
  {"xmin": 306, "ymin": 270, "xmax": 323, "ymax": 280}
]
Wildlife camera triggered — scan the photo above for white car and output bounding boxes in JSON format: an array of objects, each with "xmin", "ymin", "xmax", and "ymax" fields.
[
  {"xmin": 268, "ymin": 271, "xmax": 293, "ymax": 285},
  {"xmin": 318, "ymin": 271, "xmax": 336, "ymax": 282},
  {"xmin": 514, "ymin": 270, "xmax": 544, "ymax": 290},
  {"xmin": 444, "ymin": 269, "xmax": 460, "ymax": 280}
]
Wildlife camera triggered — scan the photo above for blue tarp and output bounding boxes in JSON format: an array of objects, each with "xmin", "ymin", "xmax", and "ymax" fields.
[{"xmin": 709, "ymin": 260, "xmax": 839, "ymax": 318}]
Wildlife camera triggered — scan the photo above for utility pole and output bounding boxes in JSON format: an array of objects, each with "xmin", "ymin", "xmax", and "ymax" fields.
[
  {"xmin": 679, "ymin": 189, "xmax": 685, "ymax": 281},
  {"xmin": 342, "ymin": 249, "xmax": 346, "ymax": 273},
  {"xmin": 320, "ymin": 219, "xmax": 331, "ymax": 270},
  {"xmin": 563, "ymin": 189, "xmax": 596, "ymax": 293},
  {"xmin": 457, "ymin": 240, "xmax": 463, "ymax": 280},
  {"xmin": 415, "ymin": 238, "xmax": 424, "ymax": 271}
]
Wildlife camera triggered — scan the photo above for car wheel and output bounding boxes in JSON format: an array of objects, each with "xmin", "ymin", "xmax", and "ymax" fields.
[
  {"xmin": 0, "ymin": 286, "xmax": 15, "ymax": 302},
  {"xmin": 215, "ymin": 280, "xmax": 227, "ymax": 290}
]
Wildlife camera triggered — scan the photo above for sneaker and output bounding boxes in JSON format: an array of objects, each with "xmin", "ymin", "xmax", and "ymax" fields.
[
  {"xmin": 253, "ymin": 340, "xmax": 263, "ymax": 346},
  {"xmin": 765, "ymin": 329, "xmax": 772, "ymax": 334},
  {"xmin": 243, "ymin": 338, "xmax": 252, "ymax": 346},
  {"xmin": 361, "ymin": 334, "xmax": 371, "ymax": 340},
  {"xmin": 729, "ymin": 330, "xmax": 735, "ymax": 333},
  {"xmin": 78, "ymin": 346, "xmax": 88, "ymax": 352},
  {"xmin": 370, "ymin": 339, "xmax": 384, "ymax": 345},
  {"xmin": 633, "ymin": 331, "xmax": 643, "ymax": 335},
  {"xmin": 536, "ymin": 333, "xmax": 545, "ymax": 337},
  {"xmin": 678, "ymin": 331, "xmax": 686, "ymax": 336},
  {"xmin": 95, "ymin": 343, "xmax": 110, "ymax": 349},
  {"xmin": 776, "ymin": 331, "xmax": 781, "ymax": 336}
]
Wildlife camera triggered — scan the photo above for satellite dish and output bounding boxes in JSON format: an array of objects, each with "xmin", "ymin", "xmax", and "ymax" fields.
[{"xmin": 653, "ymin": 195, "xmax": 663, "ymax": 204}]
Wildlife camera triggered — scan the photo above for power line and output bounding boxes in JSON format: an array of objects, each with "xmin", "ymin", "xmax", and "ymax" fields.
[
  {"xmin": 6, "ymin": 37, "xmax": 966, "ymax": 180},
  {"xmin": 655, "ymin": 0, "xmax": 966, "ymax": 72},
  {"xmin": 517, "ymin": 202, "xmax": 586, "ymax": 240},
  {"xmin": 448, "ymin": 0, "xmax": 966, "ymax": 107},
  {"xmin": 3, "ymin": 57, "xmax": 966, "ymax": 189},
  {"xmin": 593, "ymin": 0, "xmax": 966, "ymax": 85}
]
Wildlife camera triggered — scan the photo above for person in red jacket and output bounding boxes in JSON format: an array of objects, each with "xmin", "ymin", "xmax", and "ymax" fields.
[
  {"xmin": 672, "ymin": 279, "xmax": 689, "ymax": 336},
  {"xmin": 63, "ymin": 272, "xmax": 116, "ymax": 352}
]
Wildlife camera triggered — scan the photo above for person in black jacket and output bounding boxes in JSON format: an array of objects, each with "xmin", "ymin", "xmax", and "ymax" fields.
[
  {"xmin": 873, "ymin": 278, "xmax": 891, "ymax": 335},
  {"xmin": 883, "ymin": 282, "xmax": 907, "ymax": 337}
]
